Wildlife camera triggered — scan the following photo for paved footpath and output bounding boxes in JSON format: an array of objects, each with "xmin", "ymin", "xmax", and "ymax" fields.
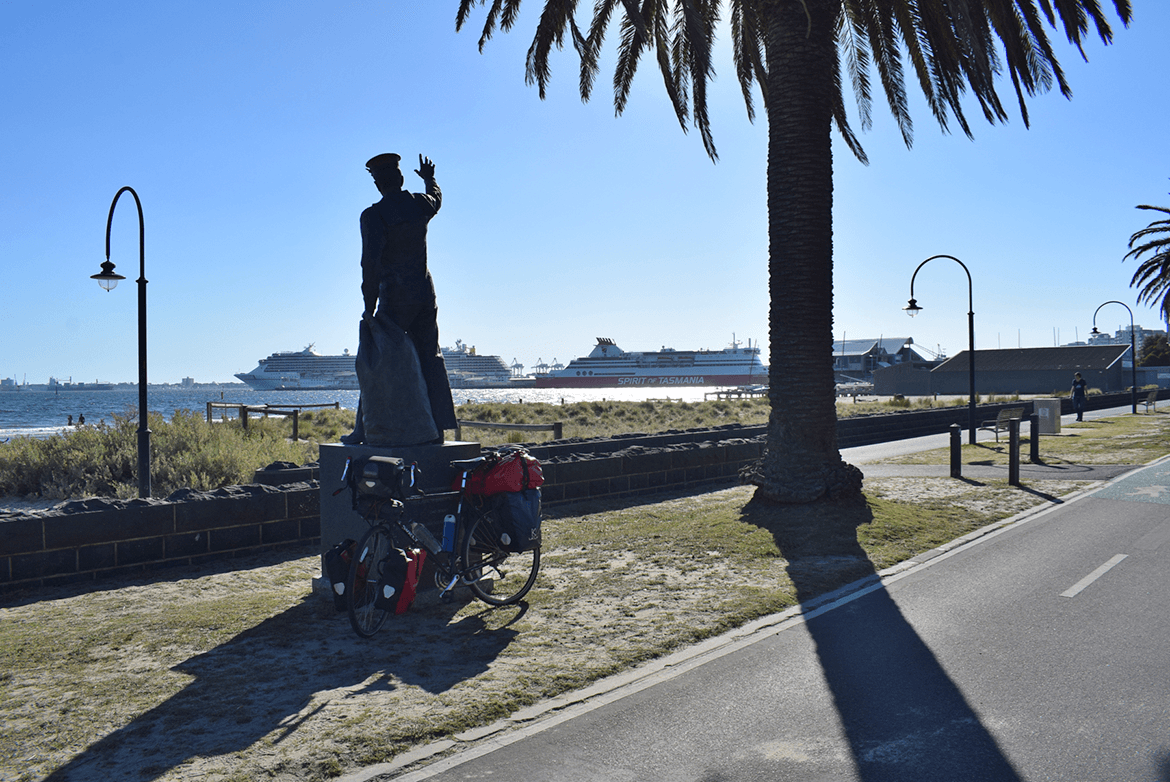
[{"xmin": 347, "ymin": 407, "xmax": 1170, "ymax": 781}]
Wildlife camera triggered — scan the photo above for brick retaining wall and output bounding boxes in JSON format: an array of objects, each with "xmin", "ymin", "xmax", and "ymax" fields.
[
  {"xmin": 537, "ymin": 438, "xmax": 764, "ymax": 505},
  {"xmin": 1, "ymin": 484, "xmax": 319, "ymax": 593}
]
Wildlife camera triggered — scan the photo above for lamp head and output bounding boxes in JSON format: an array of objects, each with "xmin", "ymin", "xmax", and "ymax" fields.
[
  {"xmin": 1090, "ymin": 326, "xmax": 1101, "ymax": 336},
  {"xmin": 91, "ymin": 259, "xmax": 125, "ymax": 292},
  {"xmin": 904, "ymin": 298, "xmax": 922, "ymax": 318}
]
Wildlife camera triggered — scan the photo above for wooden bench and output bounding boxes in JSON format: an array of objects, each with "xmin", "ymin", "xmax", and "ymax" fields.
[
  {"xmin": 1143, "ymin": 390, "xmax": 1158, "ymax": 413},
  {"xmin": 978, "ymin": 407, "xmax": 1025, "ymax": 442}
]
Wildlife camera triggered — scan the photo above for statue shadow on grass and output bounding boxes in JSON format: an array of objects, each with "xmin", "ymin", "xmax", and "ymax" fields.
[
  {"xmin": 735, "ymin": 493, "xmax": 1022, "ymax": 782},
  {"xmin": 43, "ymin": 591, "xmax": 521, "ymax": 781}
]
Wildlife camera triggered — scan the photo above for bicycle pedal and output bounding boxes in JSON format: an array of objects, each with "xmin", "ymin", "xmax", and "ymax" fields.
[{"xmin": 437, "ymin": 573, "xmax": 461, "ymax": 601}]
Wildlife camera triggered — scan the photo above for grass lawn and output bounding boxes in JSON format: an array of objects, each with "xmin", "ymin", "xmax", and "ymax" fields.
[{"xmin": 871, "ymin": 411, "xmax": 1170, "ymax": 467}]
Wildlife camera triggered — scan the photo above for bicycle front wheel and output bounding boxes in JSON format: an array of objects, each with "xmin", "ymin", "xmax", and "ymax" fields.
[
  {"xmin": 462, "ymin": 510, "xmax": 540, "ymax": 606},
  {"xmin": 347, "ymin": 524, "xmax": 394, "ymax": 638}
]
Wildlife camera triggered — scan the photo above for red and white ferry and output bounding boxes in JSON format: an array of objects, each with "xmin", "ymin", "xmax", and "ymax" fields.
[{"xmin": 534, "ymin": 337, "xmax": 767, "ymax": 389}]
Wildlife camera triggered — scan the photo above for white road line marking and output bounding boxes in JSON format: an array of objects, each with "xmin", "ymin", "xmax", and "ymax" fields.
[{"xmin": 1060, "ymin": 554, "xmax": 1129, "ymax": 598}]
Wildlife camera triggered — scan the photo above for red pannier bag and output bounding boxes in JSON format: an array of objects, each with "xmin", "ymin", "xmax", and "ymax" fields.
[
  {"xmin": 452, "ymin": 446, "xmax": 545, "ymax": 496},
  {"xmin": 395, "ymin": 548, "xmax": 426, "ymax": 615},
  {"xmin": 373, "ymin": 547, "xmax": 427, "ymax": 615}
]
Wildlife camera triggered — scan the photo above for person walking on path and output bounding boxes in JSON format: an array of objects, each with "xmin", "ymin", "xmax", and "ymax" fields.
[{"xmin": 1071, "ymin": 372, "xmax": 1088, "ymax": 422}]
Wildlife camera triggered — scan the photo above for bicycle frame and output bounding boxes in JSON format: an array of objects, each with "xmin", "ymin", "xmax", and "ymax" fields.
[
  {"xmin": 348, "ymin": 457, "xmax": 492, "ymax": 602},
  {"xmin": 339, "ymin": 452, "xmax": 540, "ymax": 637}
]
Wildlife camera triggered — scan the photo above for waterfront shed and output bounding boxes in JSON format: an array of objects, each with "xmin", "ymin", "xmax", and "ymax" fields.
[{"xmin": 928, "ymin": 344, "xmax": 1132, "ymax": 395}]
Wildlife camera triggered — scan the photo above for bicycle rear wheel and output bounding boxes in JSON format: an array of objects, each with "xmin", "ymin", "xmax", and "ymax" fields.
[
  {"xmin": 462, "ymin": 509, "xmax": 540, "ymax": 606},
  {"xmin": 347, "ymin": 524, "xmax": 394, "ymax": 638}
]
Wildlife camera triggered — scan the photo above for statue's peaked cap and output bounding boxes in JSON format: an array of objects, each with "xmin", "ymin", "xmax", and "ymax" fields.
[{"xmin": 366, "ymin": 153, "xmax": 401, "ymax": 174}]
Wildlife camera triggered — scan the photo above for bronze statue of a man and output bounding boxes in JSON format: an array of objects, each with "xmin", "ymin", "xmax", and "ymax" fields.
[{"xmin": 343, "ymin": 153, "xmax": 457, "ymax": 445}]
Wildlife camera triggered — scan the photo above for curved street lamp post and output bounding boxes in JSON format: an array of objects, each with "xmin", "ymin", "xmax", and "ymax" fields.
[
  {"xmin": 905, "ymin": 255, "xmax": 977, "ymax": 444},
  {"xmin": 90, "ymin": 186, "xmax": 151, "ymax": 498},
  {"xmin": 1091, "ymin": 301, "xmax": 1138, "ymax": 415}
]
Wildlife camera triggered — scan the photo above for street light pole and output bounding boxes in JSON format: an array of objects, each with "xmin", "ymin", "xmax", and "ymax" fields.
[
  {"xmin": 91, "ymin": 186, "xmax": 151, "ymax": 498},
  {"xmin": 905, "ymin": 254, "xmax": 977, "ymax": 444},
  {"xmin": 1091, "ymin": 300, "xmax": 1138, "ymax": 415}
]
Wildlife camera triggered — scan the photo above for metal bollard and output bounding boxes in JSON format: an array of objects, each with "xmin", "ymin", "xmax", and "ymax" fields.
[
  {"xmin": 950, "ymin": 423, "xmax": 962, "ymax": 479},
  {"xmin": 1008, "ymin": 418, "xmax": 1020, "ymax": 487},
  {"xmin": 1029, "ymin": 413, "xmax": 1040, "ymax": 464}
]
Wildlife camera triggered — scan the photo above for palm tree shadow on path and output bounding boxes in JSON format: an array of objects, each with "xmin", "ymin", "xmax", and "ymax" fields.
[
  {"xmin": 42, "ymin": 595, "xmax": 521, "ymax": 781},
  {"xmin": 738, "ymin": 493, "xmax": 1022, "ymax": 781}
]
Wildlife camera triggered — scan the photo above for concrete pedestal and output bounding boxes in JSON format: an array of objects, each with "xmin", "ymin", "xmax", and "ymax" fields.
[{"xmin": 316, "ymin": 440, "xmax": 480, "ymax": 593}]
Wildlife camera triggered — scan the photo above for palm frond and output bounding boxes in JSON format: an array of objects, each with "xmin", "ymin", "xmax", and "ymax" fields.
[
  {"xmin": 524, "ymin": 0, "xmax": 583, "ymax": 97},
  {"xmin": 887, "ymin": 0, "xmax": 945, "ymax": 132},
  {"xmin": 849, "ymin": 0, "xmax": 1128, "ymax": 146},
  {"xmin": 831, "ymin": 7, "xmax": 869, "ymax": 164},
  {"xmin": 579, "ymin": 0, "xmax": 620, "ymax": 100},
  {"xmin": 456, "ymin": 0, "xmax": 525, "ymax": 51},
  {"xmin": 859, "ymin": 0, "xmax": 915, "ymax": 144},
  {"xmin": 456, "ymin": 0, "xmax": 1131, "ymax": 164},
  {"xmin": 455, "ymin": 0, "xmax": 482, "ymax": 33},
  {"xmin": 500, "ymin": 0, "xmax": 525, "ymax": 30},
  {"xmin": 674, "ymin": 0, "xmax": 721, "ymax": 158},
  {"xmin": 837, "ymin": 0, "xmax": 874, "ymax": 133},
  {"xmin": 652, "ymin": 4, "xmax": 692, "ymax": 134},
  {"xmin": 1125, "ymin": 201, "xmax": 1170, "ymax": 320},
  {"xmin": 612, "ymin": 1, "xmax": 656, "ymax": 116},
  {"xmin": 729, "ymin": 0, "xmax": 766, "ymax": 122}
]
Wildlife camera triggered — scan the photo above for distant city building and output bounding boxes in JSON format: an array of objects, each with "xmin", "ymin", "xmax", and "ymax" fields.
[
  {"xmin": 181, "ymin": 377, "xmax": 195, "ymax": 387},
  {"xmin": 1086, "ymin": 324, "xmax": 1166, "ymax": 359}
]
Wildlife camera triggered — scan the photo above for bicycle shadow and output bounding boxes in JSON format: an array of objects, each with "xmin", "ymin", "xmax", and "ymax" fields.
[
  {"xmin": 737, "ymin": 492, "xmax": 1022, "ymax": 781},
  {"xmin": 42, "ymin": 592, "xmax": 521, "ymax": 781}
]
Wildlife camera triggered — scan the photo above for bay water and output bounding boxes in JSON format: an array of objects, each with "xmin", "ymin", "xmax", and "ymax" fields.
[{"xmin": 0, "ymin": 385, "xmax": 717, "ymax": 440}]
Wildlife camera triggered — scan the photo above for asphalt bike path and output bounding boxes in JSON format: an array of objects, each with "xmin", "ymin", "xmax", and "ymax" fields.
[{"xmin": 349, "ymin": 406, "xmax": 1166, "ymax": 781}]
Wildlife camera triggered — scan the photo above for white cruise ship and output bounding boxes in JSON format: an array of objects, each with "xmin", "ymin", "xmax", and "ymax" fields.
[
  {"xmin": 235, "ymin": 341, "xmax": 514, "ymax": 391},
  {"xmin": 534, "ymin": 337, "xmax": 767, "ymax": 388},
  {"xmin": 442, "ymin": 340, "xmax": 514, "ymax": 387},
  {"xmin": 235, "ymin": 345, "xmax": 359, "ymax": 390}
]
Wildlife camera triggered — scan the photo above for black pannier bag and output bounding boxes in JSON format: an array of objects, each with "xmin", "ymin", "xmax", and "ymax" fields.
[
  {"xmin": 373, "ymin": 548, "xmax": 409, "ymax": 611},
  {"xmin": 494, "ymin": 488, "xmax": 542, "ymax": 552},
  {"xmin": 324, "ymin": 538, "xmax": 358, "ymax": 612}
]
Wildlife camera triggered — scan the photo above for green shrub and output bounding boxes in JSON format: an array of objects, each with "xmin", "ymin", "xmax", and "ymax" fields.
[{"xmin": 0, "ymin": 409, "xmax": 316, "ymax": 500}]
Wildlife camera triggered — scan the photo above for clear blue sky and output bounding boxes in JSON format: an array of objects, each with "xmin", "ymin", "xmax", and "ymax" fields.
[{"xmin": 3, "ymin": 2, "xmax": 1168, "ymax": 384}]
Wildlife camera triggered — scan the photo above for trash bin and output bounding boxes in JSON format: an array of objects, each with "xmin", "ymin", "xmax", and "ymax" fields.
[{"xmin": 1033, "ymin": 398, "xmax": 1061, "ymax": 434}]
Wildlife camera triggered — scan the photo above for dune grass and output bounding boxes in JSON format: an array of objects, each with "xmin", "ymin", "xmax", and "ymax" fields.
[{"xmin": 0, "ymin": 410, "xmax": 316, "ymax": 500}]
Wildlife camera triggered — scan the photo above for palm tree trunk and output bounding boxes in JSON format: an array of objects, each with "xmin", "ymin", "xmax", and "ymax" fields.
[{"xmin": 742, "ymin": 0, "xmax": 863, "ymax": 503}]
